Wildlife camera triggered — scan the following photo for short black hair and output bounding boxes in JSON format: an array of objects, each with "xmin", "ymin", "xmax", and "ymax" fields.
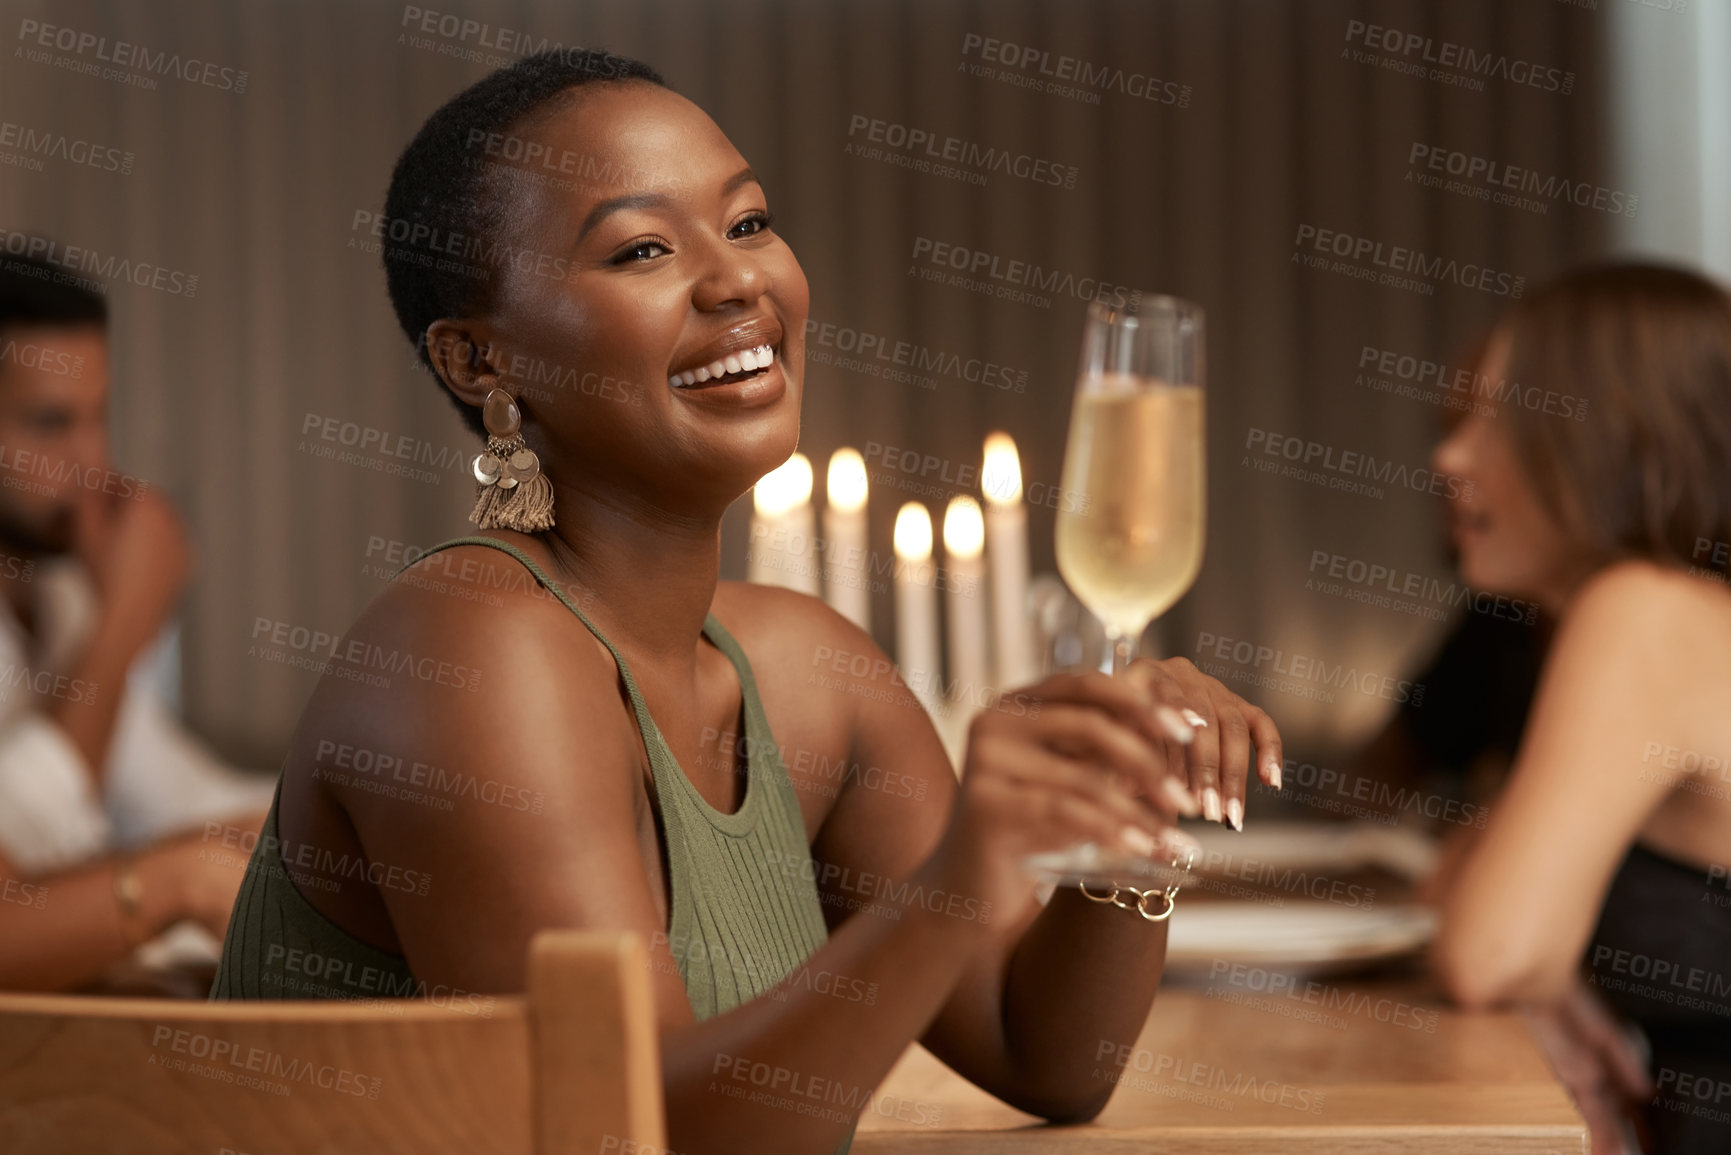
[
  {"xmin": 382, "ymin": 48, "xmax": 667, "ymax": 438},
  {"xmin": 0, "ymin": 247, "xmax": 108, "ymax": 336}
]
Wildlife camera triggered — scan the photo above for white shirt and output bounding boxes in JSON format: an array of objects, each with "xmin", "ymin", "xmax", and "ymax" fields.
[{"xmin": 0, "ymin": 558, "xmax": 276, "ymax": 876}]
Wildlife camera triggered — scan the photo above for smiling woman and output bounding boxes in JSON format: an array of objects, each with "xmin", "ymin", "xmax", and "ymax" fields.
[{"xmin": 207, "ymin": 48, "xmax": 1282, "ymax": 1155}]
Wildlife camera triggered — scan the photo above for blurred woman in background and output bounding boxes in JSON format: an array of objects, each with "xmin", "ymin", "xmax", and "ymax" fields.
[{"xmin": 1431, "ymin": 263, "xmax": 1731, "ymax": 1155}]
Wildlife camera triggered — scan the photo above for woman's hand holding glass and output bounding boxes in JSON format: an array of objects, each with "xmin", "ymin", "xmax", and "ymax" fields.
[
  {"xmin": 1134, "ymin": 656, "xmax": 1285, "ymax": 830},
  {"xmin": 926, "ymin": 661, "xmax": 1283, "ymax": 926}
]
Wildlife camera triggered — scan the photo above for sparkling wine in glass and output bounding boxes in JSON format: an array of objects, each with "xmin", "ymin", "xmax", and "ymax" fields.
[{"xmin": 1025, "ymin": 296, "xmax": 1206, "ymax": 890}]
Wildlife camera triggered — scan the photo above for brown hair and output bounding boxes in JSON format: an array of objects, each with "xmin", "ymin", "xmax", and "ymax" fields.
[{"xmin": 1494, "ymin": 262, "xmax": 1731, "ymax": 581}]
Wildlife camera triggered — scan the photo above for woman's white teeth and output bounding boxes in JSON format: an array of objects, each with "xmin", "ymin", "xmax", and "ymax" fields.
[{"xmin": 669, "ymin": 345, "xmax": 777, "ymax": 388}]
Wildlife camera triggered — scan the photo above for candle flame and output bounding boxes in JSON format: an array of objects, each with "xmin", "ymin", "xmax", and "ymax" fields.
[
  {"xmin": 827, "ymin": 448, "xmax": 868, "ymax": 514},
  {"xmin": 893, "ymin": 502, "xmax": 933, "ymax": 562},
  {"xmin": 982, "ymin": 432, "xmax": 1022, "ymax": 506},
  {"xmin": 754, "ymin": 453, "xmax": 813, "ymax": 517},
  {"xmin": 943, "ymin": 496, "xmax": 985, "ymax": 559}
]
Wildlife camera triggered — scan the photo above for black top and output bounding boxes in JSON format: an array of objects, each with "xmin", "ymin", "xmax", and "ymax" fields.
[
  {"xmin": 1401, "ymin": 609, "xmax": 1550, "ymax": 779},
  {"xmin": 1586, "ymin": 842, "xmax": 1731, "ymax": 1154}
]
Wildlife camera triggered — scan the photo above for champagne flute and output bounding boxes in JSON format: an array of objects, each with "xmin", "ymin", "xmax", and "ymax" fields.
[{"xmin": 1025, "ymin": 295, "xmax": 1206, "ymax": 891}]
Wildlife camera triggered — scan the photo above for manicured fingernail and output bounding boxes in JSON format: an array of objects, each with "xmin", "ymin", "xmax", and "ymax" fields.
[
  {"xmin": 1201, "ymin": 787, "xmax": 1223, "ymax": 824},
  {"xmin": 1159, "ymin": 777, "xmax": 1200, "ymax": 816},
  {"xmin": 1268, "ymin": 760, "xmax": 1283, "ymax": 790},
  {"xmin": 1120, "ymin": 826, "xmax": 1158, "ymax": 856},
  {"xmin": 1226, "ymin": 798, "xmax": 1244, "ymax": 831},
  {"xmin": 1155, "ymin": 706, "xmax": 1195, "ymax": 745}
]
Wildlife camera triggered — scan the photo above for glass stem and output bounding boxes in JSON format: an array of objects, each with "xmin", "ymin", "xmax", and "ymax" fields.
[{"xmin": 1109, "ymin": 627, "xmax": 1139, "ymax": 677}]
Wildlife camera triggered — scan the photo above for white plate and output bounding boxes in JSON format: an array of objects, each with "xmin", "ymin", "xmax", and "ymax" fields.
[
  {"xmin": 1164, "ymin": 822, "xmax": 1441, "ymax": 976},
  {"xmin": 1183, "ymin": 820, "xmax": 1440, "ymax": 881},
  {"xmin": 1165, "ymin": 902, "xmax": 1439, "ymax": 976}
]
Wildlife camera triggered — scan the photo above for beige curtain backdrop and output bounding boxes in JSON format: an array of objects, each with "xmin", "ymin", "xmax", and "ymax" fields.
[{"xmin": 0, "ymin": 0, "xmax": 1607, "ymax": 767}]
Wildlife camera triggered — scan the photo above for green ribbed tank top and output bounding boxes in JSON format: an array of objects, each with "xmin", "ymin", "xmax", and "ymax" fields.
[{"xmin": 211, "ymin": 536, "xmax": 834, "ymax": 1025}]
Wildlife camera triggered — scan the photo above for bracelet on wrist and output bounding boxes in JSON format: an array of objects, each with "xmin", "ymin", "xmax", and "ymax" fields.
[
  {"xmin": 112, "ymin": 853, "xmax": 147, "ymax": 949},
  {"xmin": 1077, "ymin": 847, "xmax": 1197, "ymax": 922}
]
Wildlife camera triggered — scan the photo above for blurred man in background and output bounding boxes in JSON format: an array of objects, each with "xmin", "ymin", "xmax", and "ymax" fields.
[{"xmin": 0, "ymin": 247, "xmax": 267, "ymax": 992}]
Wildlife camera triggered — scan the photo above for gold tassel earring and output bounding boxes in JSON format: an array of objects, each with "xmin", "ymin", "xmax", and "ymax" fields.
[{"xmin": 469, "ymin": 387, "xmax": 555, "ymax": 531}]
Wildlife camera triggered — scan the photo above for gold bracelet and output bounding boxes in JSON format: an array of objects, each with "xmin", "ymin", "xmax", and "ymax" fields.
[
  {"xmin": 112, "ymin": 853, "xmax": 146, "ymax": 948},
  {"xmin": 1077, "ymin": 848, "xmax": 1196, "ymax": 923}
]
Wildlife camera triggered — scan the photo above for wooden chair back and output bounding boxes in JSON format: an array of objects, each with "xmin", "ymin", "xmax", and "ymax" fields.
[{"xmin": 0, "ymin": 929, "xmax": 665, "ymax": 1155}]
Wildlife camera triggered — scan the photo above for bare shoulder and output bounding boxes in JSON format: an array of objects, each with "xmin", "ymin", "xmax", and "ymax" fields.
[
  {"xmin": 710, "ymin": 580, "xmax": 885, "ymax": 676},
  {"xmin": 324, "ymin": 541, "xmax": 618, "ymax": 714},
  {"xmin": 1559, "ymin": 559, "xmax": 1731, "ymax": 671},
  {"xmin": 707, "ymin": 582, "xmax": 936, "ymax": 823},
  {"xmin": 710, "ymin": 579, "xmax": 938, "ymax": 740},
  {"xmin": 278, "ymin": 544, "xmax": 699, "ymax": 990},
  {"xmin": 710, "ymin": 582, "xmax": 953, "ymax": 882},
  {"xmin": 286, "ymin": 541, "xmax": 639, "ymax": 830},
  {"xmin": 1530, "ymin": 559, "xmax": 1731, "ymax": 759}
]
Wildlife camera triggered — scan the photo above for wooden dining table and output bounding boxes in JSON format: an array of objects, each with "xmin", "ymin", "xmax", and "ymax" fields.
[{"xmin": 858, "ymin": 979, "xmax": 1588, "ymax": 1153}]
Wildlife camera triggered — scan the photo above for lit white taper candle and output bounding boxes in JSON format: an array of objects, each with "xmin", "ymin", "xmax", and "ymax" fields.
[
  {"xmin": 893, "ymin": 502, "xmax": 940, "ymax": 714},
  {"xmin": 943, "ymin": 495, "xmax": 989, "ymax": 705},
  {"xmin": 749, "ymin": 453, "xmax": 818, "ymax": 595},
  {"xmin": 823, "ymin": 448, "xmax": 871, "ymax": 629},
  {"xmin": 982, "ymin": 432, "xmax": 1035, "ymax": 686}
]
